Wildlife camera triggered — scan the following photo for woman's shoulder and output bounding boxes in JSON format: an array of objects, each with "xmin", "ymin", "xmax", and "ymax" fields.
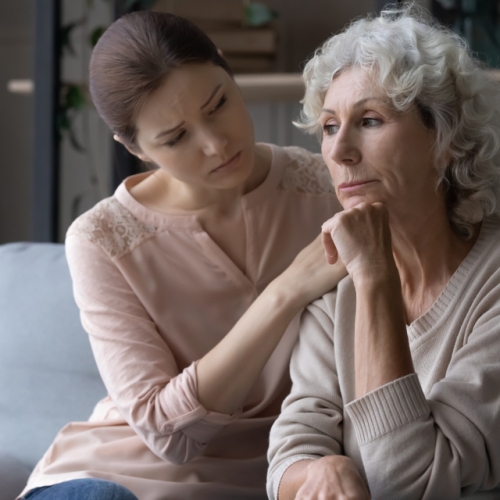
[
  {"xmin": 273, "ymin": 144, "xmax": 336, "ymax": 196},
  {"xmin": 66, "ymin": 195, "xmax": 159, "ymax": 260}
]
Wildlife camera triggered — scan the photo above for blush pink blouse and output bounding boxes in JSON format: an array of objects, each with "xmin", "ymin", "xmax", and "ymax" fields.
[{"xmin": 21, "ymin": 144, "xmax": 341, "ymax": 500}]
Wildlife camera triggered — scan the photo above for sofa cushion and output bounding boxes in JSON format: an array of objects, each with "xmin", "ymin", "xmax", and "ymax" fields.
[
  {"xmin": 0, "ymin": 243, "xmax": 107, "ymax": 470},
  {"xmin": 0, "ymin": 452, "xmax": 32, "ymax": 500}
]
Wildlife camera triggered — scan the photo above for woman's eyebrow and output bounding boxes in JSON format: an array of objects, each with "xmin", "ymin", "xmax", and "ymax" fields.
[
  {"xmin": 153, "ymin": 83, "xmax": 223, "ymax": 140},
  {"xmin": 154, "ymin": 122, "xmax": 185, "ymax": 140},
  {"xmin": 200, "ymin": 84, "xmax": 223, "ymax": 110},
  {"xmin": 321, "ymin": 97, "xmax": 387, "ymax": 115},
  {"xmin": 155, "ymin": 122, "xmax": 185, "ymax": 140}
]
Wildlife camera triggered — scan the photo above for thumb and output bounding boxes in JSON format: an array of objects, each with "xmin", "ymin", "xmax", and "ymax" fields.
[{"xmin": 321, "ymin": 228, "xmax": 338, "ymax": 265}]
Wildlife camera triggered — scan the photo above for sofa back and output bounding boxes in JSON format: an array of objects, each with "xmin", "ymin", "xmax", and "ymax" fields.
[{"xmin": 0, "ymin": 243, "xmax": 107, "ymax": 470}]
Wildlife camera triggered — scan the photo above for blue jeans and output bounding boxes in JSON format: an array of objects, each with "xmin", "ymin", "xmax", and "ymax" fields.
[{"xmin": 23, "ymin": 479, "xmax": 139, "ymax": 500}]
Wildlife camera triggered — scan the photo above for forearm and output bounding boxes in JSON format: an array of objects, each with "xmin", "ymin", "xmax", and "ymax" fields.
[
  {"xmin": 197, "ymin": 233, "xmax": 346, "ymax": 415},
  {"xmin": 354, "ymin": 272, "xmax": 413, "ymax": 398},
  {"xmin": 278, "ymin": 460, "xmax": 310, "ymax": 500},
  {"xmin": 196, "ymin": 280, "xmax": 302, "ymax": 415}
]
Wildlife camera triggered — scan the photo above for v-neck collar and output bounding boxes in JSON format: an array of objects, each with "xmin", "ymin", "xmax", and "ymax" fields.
[
  {"xmin": 113, "ymin": 143, "xmax": 286, "ymax": 290},
  {"xmin": 407, "ymin": 215, "xmax": 499, "ymax": 343}
]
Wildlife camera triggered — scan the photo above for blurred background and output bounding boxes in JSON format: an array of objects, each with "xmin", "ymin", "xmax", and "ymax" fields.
[{"xmin": 3, "ymin": 0, "xmax": 499, "ymax": 244}]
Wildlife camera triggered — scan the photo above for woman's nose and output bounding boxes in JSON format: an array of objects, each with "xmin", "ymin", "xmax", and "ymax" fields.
[
  {"xmin": 200, "ymin": 127, "xmax": 228, "ymax": 157},
  {"xmin": 327, "ymin": 126, "xmax": 361, "ymax": 166}
]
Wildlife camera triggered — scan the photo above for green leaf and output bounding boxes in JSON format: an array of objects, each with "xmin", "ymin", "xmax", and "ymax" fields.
[
  {"xmin": 57, "ymin": 85, "xmax": 87, "ymax": 152},
  {"xmin": 138, "ymin": 0, "xmax": 160, "ymax": 9},
  {"xmin": 124, "ymin": 0, "xmax": 139, "ymax": 9},
  {"xmin": 90, "ymin": 26, "xmax": 107, "ymax": 47},
  {"xmin": 65, "ymin": 85, "xmax": 87, "ymax": 110},
  {"xmin": 60, "ymin": 19, "xmax": 86, "ymax": 56},
  {"xmin": 244, "ymin": 2, "xmax": 278, "ymax": 27},
  {"xmin": 68, "ymin": 128, "xmax": 86, "ymax": 152},
  {"xmin": 57, "ymin": 109, "xmax": 71, "ymax": 131},
  {"xmin": 122, "ymin": 0, "xmax": 158, "ymax": 11}
]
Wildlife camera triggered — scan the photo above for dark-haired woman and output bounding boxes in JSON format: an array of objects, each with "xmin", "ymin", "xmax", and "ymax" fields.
[{"xmin": 18, "ymin": 11, "xmax": 344, "ymax": 500}]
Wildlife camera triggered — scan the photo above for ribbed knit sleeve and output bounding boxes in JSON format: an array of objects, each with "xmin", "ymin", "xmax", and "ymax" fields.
[
  {"xmin": 267, "ymin": 222, "xmax": 500, "ymax": 499},
  {"xmin": 346, "ymin": 374, "xmax": 429, "ymax": 445},
  {"xmin": 345, "ymin": 313, "xmax": 500, "ymax": 500},
  {"xmin": 66, "ymin": 235, "xmax": 238, "ymax": 465},
  {"xmin": 267, "ymin": 294, "xmax": 344, "ymax": 500}
]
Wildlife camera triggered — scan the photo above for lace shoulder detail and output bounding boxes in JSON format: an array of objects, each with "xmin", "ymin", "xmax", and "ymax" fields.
[
  {"xmin": 278, "ymin": 146, "xmax": 336, "ymax": 195},
  {"xmin": 67, "ymin": 197, "xmax": 158, "ymax": 260}
]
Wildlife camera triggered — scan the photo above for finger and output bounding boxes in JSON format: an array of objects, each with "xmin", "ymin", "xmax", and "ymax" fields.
[
  {"xmin": 321, "ymin": 231, "xmax": 338, "ymax": 265},
  {"xmin": 371, "ymin": 201, "xmax": 389, "ymax": 218}
]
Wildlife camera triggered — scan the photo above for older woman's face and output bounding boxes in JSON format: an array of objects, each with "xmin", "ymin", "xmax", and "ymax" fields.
[{"xmin": 321, "ymin": 67, "xmax": 439, "ymax": 215}]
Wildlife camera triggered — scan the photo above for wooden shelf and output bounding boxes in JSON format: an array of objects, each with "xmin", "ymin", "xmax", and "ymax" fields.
[
  {"xmin": 9, "ymin": 71, "xmax": 500, "ymax": 104},
  {"xmin": 234, "ymin": 73, "xmax": 304, "ymax": 102}
]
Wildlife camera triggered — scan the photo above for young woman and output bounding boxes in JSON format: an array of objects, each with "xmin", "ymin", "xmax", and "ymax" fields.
[{"xmin": 19, "ymin": 11, "xmax": 345, "ymax": 500}]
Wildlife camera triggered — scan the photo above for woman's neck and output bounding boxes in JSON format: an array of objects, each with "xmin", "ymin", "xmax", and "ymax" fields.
[
  {"xmin": 390, "ymin": 204, "xmax": 479, "ymax": 324},
  {"xmin": 129, "ymin": 143, "xmax": 272, "ymax": 218}
]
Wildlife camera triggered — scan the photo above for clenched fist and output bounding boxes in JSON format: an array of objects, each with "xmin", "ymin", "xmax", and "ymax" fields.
[{"xmin": 321, "ymin": 202, "xmax": 396, "ymax": 286}]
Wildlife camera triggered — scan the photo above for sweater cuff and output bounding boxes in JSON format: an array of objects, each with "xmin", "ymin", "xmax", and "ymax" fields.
[
  {"xmin": 345, "ymin": 373, "xmax": 430, "ymax": 446},
  {"xmin": 268, "ymin": 455, "xmax": 316, "ymax": 500}
]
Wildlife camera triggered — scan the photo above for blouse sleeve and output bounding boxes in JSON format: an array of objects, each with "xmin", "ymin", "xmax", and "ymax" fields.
[{"xmin": 66, "ymin": 234, "xmax": 238, "ymax": 465}]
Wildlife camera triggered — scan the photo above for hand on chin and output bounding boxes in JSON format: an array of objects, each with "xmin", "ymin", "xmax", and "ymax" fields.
[{"xmin": 321, "ymin": 201, "xmax": 395, "ymax": 285}]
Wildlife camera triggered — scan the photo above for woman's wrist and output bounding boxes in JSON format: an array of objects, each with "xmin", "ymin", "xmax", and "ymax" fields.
[
  {"xmin": 351, "ymin": 259, "xmax": 401, "ymax": 293},
  {"xmin": 264, "ymin": 277, "xmax": 306, "ymax": 314}
]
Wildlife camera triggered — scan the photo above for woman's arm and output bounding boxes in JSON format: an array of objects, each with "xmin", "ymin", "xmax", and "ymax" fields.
[
  {"xmin": 321, "ymin": 202, "xmax": 413, "ymax": 398},
  {"xmin": 267, "ymin": 296, "xmax": 350, "ymax": 499},
  {"xmin": 197, "ymin": 232, "xmax": 347, "ymax": 415},
  {"xmin": 67, "ymin": 231, "xmax": 346, "ymax": 465},
  {"xmin": 321, "ymin": 204, "xmax": 500, "ymax": 499}
]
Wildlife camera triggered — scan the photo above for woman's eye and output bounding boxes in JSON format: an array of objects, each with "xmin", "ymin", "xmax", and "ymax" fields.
[
  {"xmin": 210, "ymin": 95, "xmax": 227, "ymax": 114},
  {"xmin": 362, "ymin": 117, "xmax": 380, "ymax": 127},
  {"xmin": 165, "ymin": 131, "xmax": 185, "ymax": 147},
  {"xmin": 323, "ymin": 124, "xmax": 339, "ymax": 136}
]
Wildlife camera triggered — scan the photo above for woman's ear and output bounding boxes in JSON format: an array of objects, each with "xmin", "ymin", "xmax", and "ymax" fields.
[{"xmin": 113, "ymin": 134, "xmax": 150, "ymax": 162}]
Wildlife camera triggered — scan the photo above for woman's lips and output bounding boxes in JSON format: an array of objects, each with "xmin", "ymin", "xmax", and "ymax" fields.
[
  {"xmin": 210, "ymin": 152, "xmax": 241, "ymax": 174},
  {"xmin": 338, "ymin": 180, "xmax": 377, "ymax": 192}
]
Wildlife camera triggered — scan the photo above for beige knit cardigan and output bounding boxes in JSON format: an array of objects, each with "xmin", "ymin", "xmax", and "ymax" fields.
[{"xmin": 268, "ymin": 215, "xmax": 500, "ymax": 500}]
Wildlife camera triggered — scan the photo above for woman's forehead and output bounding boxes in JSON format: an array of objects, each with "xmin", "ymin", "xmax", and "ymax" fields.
[
  {"xmin": 324, "ymin": 68, "xmax": 386, "ymax": 111},
  {"xmin": 135, "ymin": 64, "xmax": 229, "ymax": 132}
]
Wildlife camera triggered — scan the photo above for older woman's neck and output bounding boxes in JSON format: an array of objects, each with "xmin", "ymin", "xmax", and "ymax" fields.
[{"xmin": 390, "ymin": 207, "xmax": 479, "ymax": 324}]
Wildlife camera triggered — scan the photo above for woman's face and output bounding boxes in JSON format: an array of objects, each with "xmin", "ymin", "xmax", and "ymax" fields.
[
  {"xmin": 133, "ymin": 63, "xmax": 255, "ymax": 190},
  {"xmin": 320, "ymin": 67, "xmax": 440, "ymax": 218}
]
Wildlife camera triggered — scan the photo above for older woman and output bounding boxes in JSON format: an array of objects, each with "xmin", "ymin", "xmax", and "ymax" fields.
[{"xmin": 268, "ymin": 6, "xmax": 500, "ymax": 500}]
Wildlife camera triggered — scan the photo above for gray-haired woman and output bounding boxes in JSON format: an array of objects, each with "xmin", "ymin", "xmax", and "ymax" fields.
[{"xmin": 268, "ymin": 5, "xmax": 500, "ymax": 500}]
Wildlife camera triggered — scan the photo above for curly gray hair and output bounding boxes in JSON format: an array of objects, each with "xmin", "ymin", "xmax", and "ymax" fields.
[{"xmin": 298, "ymin": 3, "xmax": 500, "ymax": 238}]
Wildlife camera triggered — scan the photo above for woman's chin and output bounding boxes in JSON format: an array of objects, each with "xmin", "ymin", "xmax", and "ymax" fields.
[
  {"xmin": 209, "ymin": 163, "xmax": 253, "ymax": 191},
  {"xmin": 341, "ymin": 195, "xmax": 373, "ymax": 209}
]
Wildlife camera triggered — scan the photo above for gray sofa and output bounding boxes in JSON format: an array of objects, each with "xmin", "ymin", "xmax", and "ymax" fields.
[{"xmin": 0, "ymin": 243, "xmax": 107, "ymax": 500}]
